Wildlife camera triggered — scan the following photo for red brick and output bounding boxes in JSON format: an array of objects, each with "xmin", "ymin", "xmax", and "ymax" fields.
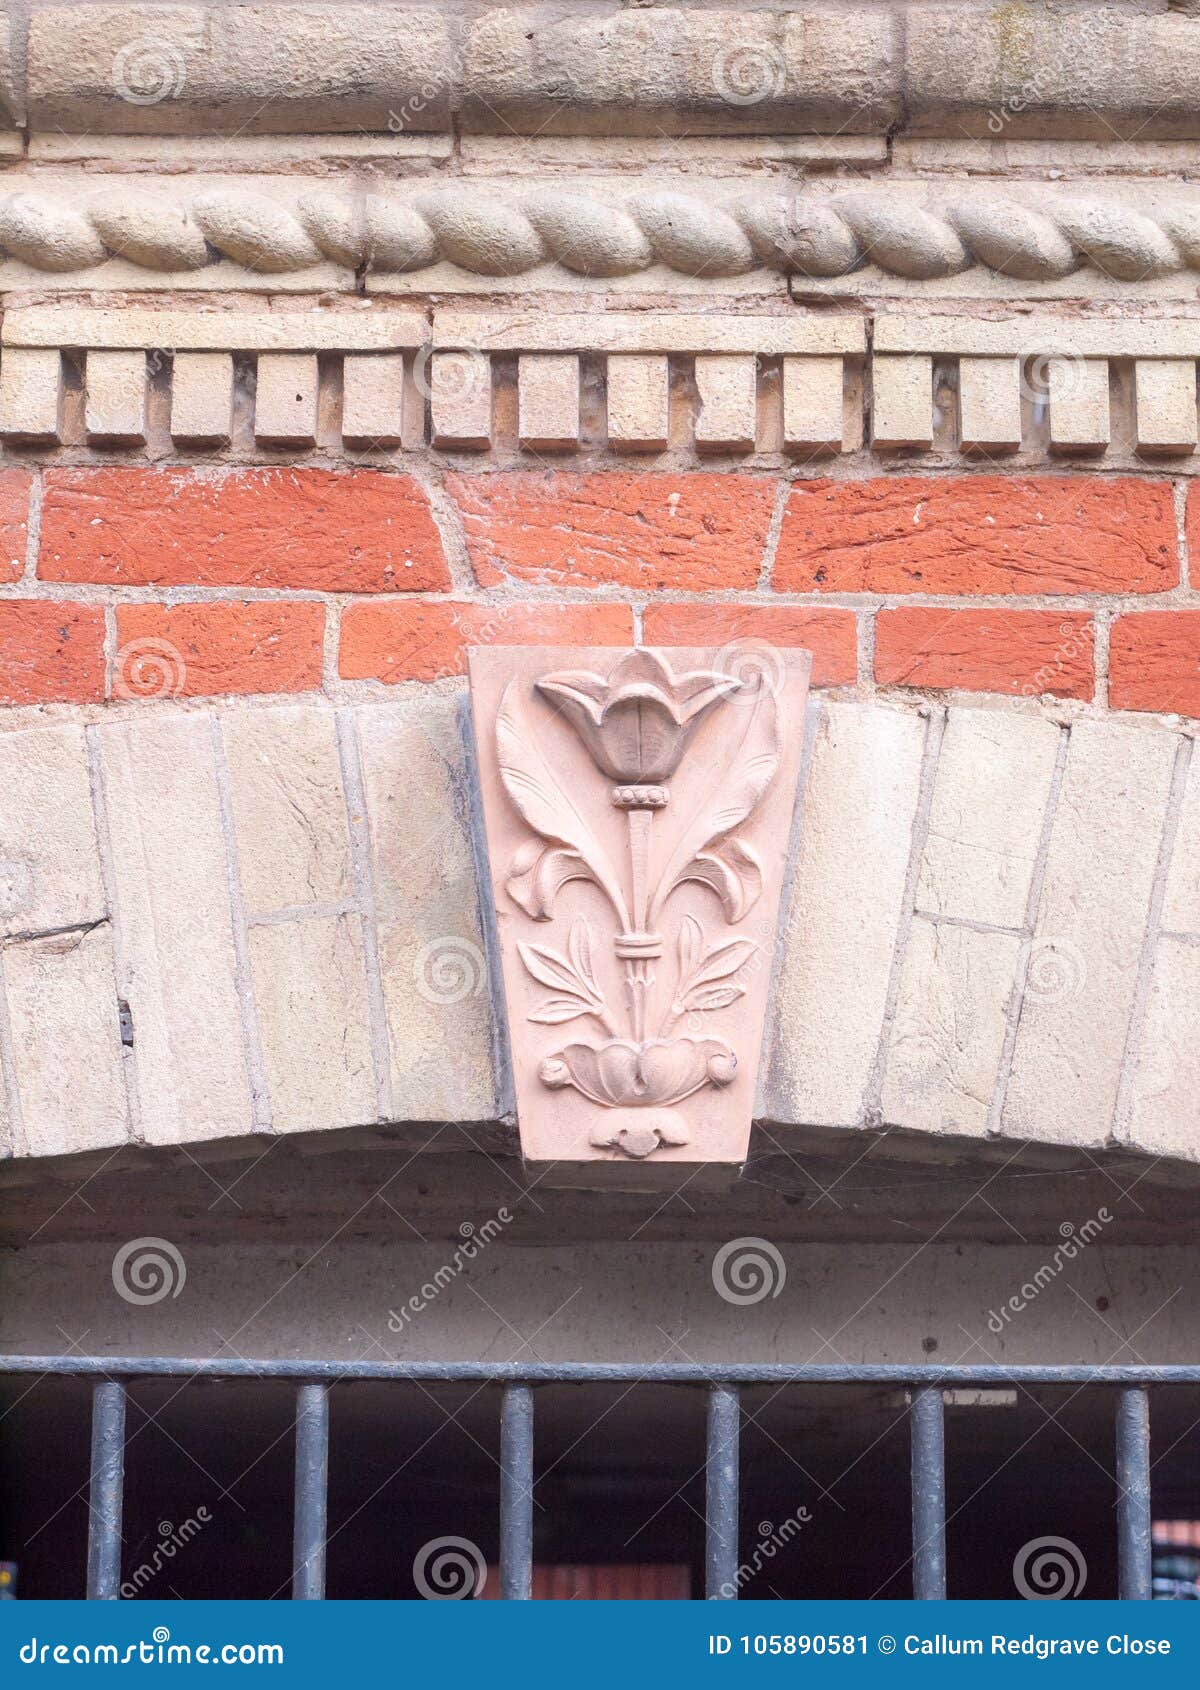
[
  {"xmin": 0, "ymin": 472, "xmax": 32, "ymax": 583},
  {"xmin": 775, "ymin": 477, "xmax": 1177, "ymax": 595},
  {"xmin": 1110, "ymin": 612, "xmax": 1200, "ymax": 717},
  {"xmin": 642, "ymin": 603, "xmax": 857, "ymax": 687},
  {"xmin": 0, "ymin": 600, "xmax": 105, "ymax": 704},
  {"xmin": 447, "ymin": 473, "xmax": 774, "ymax": 591},
  {"xmin": 339, "ymin": 600, "xmax": 634, "ymax": 684},
  {"xmin": 875, "ymin": 609, "xmax": 1095, "ymax": 700},
  {"xmin": 39, "ymin": 469, "xmax": 449, "ymax": 593},
  {"xmin": 114, "ymin": 602, "xmax": 324, "ymax": 699}
]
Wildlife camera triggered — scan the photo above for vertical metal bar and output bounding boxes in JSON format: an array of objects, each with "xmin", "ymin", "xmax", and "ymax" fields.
[
  {"xmin": 292, "ymin": 1382, "xmax": 329, "ymax": 1599},
  {"xmin": 705, "ymin": 1384, "xmax": 740, "ymax": 1599},
  {"xmin": 910, "ymin": 1385, "xmax": 947, "ymax": 1599},
  {"xmin": 500, "ymin": 1383, "xmax": 534, "ymax": 1599},
  {"xmin": 86, "ymin": 1379, "xmax": 126, "ymax": 1600},
  {"xmin": 1117, "ymin": 1386, "xmax": 1152, "ymax": 1600}
]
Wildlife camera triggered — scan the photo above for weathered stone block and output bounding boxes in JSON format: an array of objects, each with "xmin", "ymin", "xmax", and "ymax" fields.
[
  {"xmin": 354, "ymin": 699, "xmax": 496, "ymax": 1122},
  {"xmin": 0, "ymin": 724, "xmax": 105, "ymax": 939},
  {"xmin": 917, "ymin": 710, "xmax": 1060, "ymax": 929},
  {"xmin": 249, "ymin": 913, "xmax": 376, "ymax": 1131},
  {"xmin": 220, "ymin": 705, "xmax": 351, "ymax": 915},
  {"xmin": 881, "ymin": 917, "xmax": 1021, "ymax": 1138},
  {"xmin": 766, "ymin": 701, "xmax": 926, "ymax": 1126},
  {"xmin": 1003, "ymin": 719, "xmax": 1177, "ymax": 1146},
  {"xmin": 2, "ymin": 925, "xmax": 128, "ymax": 1157},
  {"xmin": 94, "ymin": 712, "xmax": 253, "ymax": 1143}
]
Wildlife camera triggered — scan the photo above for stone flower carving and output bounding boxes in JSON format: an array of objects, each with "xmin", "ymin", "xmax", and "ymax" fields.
[
  {"xmin": 492, "ymin": 648, "xmax": 782, "ymax": 1157},
  {"xmin": 535, "ymin": 648, "xmax": 740, "ymax": 786}
]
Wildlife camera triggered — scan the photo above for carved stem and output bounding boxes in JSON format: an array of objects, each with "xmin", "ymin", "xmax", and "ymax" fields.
[
  {"xmin": 622, "ymin": 808, "xmax": 659, "ymax": 1045},
  {"xmin": 627, "ymin": 808, "xmax": 653, "ymax": 934}
]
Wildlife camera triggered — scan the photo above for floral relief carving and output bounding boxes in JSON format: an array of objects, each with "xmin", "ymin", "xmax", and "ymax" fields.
[{"xmin": 470, "ymin": 645, "xmax": 810, "ymax": 1164}]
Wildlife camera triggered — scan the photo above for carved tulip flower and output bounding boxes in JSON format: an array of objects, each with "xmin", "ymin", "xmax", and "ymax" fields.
[{"xmin": 536, "ymin": 649, "xmax": 740, "ymax": 786}]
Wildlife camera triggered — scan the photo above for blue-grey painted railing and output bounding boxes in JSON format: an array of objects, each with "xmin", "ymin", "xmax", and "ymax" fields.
[{"xmin": 6, "ymin": 1355, "xmax": 1191, "ymax": 1602}]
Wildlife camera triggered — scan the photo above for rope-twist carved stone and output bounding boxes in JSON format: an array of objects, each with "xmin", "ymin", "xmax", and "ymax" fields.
[{"xmin": 0, "ymin": 186, "xmax": 1197, "ymax": 282}]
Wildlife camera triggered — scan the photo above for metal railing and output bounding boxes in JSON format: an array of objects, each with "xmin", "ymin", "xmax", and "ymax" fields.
[{"xmin": 3, "ymin": 1356, "xmax": 1193, "ymax": 1601}]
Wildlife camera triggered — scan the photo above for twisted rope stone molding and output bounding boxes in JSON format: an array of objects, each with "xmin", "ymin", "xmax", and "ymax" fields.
[{"xmin": 4, "ymin": 185, "xmax": 1200, "ymax": 285}]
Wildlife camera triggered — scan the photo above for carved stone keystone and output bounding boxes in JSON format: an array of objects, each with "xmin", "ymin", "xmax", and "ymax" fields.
[{"xmin": 468, "ymin": 646, "xmax": 811, "ymax": 1164}]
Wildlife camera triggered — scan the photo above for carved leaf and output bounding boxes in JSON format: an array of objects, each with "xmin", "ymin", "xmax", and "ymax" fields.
[
  {"xmin": 684, "ymin": 983, "xmax": 746, "ymax": 1013},
  {"xmin": 507, "ymin": 841, "xmax": 594, "ymax": 922},
  {"xmin": 497, "ymin": 681, "xmax": 630, "ymax": 927},
  {"xmin": 518, "ymin": 941, "xmax": 592, "ymax": 997},
  {"xmin": 650, "ymin": 683, "xmax": 779, "ymax": 926},
  {"xmin": 528, "ymin": 997, "xmax": 603, "ymax": 1026},
  {"xmin": 677, "ymin": 914, "xmax": 703, "ymax": 986},
  {"xmin": 567, "ymin": 918, "xmax": 599, "ymax": 996},
  {"xmin": 690, "ymin": 936, "xmax": 757, "ymax": 987}
]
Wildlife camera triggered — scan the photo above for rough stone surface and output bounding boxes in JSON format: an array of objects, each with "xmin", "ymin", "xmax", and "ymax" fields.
[
  {"xmin": 28, "ymin": 5, "xmax": 457, "ymax": 136},
  {"xmin": 355, "ymin": 699, "xmax": 496, "ymax": 1123},
  {"xmin": 0, "ymin": 724, "xmax": 106, "ymax": 940},
  {"xmin": 766, "ymin": 701, "xmax": 927, "ymax": 1126},
  {"xmin": 249, "ymin": 913, "xmax": 376, "ymax": 1132},
  {"xmin": 2, "ymin": 925, "xmax": 127, "ymax": 1158},
  {"xmin": 220, "ymin": 705, "xmax": 351, "ymax": 913},
  {"xmin": 1003, "ymin": 719, "xmax": 1178, "ymax": 1148},
  {"xmin": 1, "ymin": 695, "xmax": 1198, "ymax": 1167},
  {"xmin": 93, "ymin": 712, "xmax": 252, "ymax": 1145},
  {"xmin": 881, "ymin": 917, "xmax": 1021, "ymax": 1139},
  {"xmin": 915, "ymin": 710, "xmax": 1060, "ymax": 930}
]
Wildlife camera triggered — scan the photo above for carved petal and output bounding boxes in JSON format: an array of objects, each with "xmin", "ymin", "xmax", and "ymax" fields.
[
  {"xmin": 650, "ymin": 683, "xmax": 779, "ymax": 925},
  {"xmin": 506, "ymin": 841, "xmax": 593, "ymax": 921},
  {"xmin": 497, "ymin": 682, "xmax": 630, "ymax": 926},
  {"xmin": 671, "ymin": 840, "xmax": 764, "ymax": 923}
]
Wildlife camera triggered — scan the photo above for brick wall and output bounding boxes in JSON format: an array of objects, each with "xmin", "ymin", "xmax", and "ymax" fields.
[{"xmin": 0, "ymin": 464, "xmax": 1193, "ymax": 717}]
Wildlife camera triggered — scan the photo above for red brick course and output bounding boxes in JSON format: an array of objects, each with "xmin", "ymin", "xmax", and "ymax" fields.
[
  {"xmin": 1110, "ymin": 613, "xmax": 1200, "ymax": 717},
  {"xmin": 114, "ymin": 602, "xmax": 325, "ymax": 699},
  {"xmin": 447, "ymin": 473, "xmax": 774, "ymax": 591},
  {"xmin": 340, "ymin": 600, "xmax": 634, "ymax": 683},
  {"xmin": 875, "ymin": 609, "xmax": 1095, "ymax": 700},
  {"xmin": 776, "ymin": 477, "xmax": 1177, "ymax": 596},
  {"xmin": 39, "ymin": 469, "xmax": 449, "ymax": 593},
  {"xmin": 0, "ymin": 601, "xmax": 105, "ymax": 705},
  {"xmin": 642, "ymin": 603, "xmax": 857, "ymax": 687}
]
